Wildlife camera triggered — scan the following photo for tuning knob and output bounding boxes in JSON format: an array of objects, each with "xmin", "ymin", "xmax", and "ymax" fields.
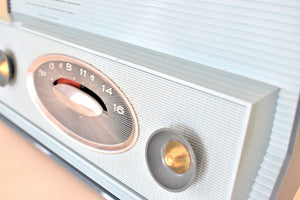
[
  {"xmin": 0, "ymin": 51, "xmax": 13, "ymax": 87},
  {"xmin": 146, "ymin": 128, "xmax": 197, "ymax": 192}
]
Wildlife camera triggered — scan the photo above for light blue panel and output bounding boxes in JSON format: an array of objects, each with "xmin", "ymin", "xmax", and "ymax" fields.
[{"xmin": 10, "ymin": 0, "xmax": 300, "ymax": 199}]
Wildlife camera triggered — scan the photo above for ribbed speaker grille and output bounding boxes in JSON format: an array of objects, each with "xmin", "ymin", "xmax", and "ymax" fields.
[
  {"xmin": 53, "ymin": 49, "xmax": 248, "ymax": 200},
  {"xmin": 69, "ymin": 49, "xmax": 247, "ymax": 200}
]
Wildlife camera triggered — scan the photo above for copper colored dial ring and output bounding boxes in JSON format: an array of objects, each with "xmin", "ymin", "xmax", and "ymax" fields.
[{"xmin": 27, "ymin": 54, "xmax": 138, "ymax": 153}]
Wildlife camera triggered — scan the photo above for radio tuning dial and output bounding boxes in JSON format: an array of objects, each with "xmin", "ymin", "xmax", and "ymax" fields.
[
  {"xmin": 27, "ymin": 54, "xmax": 139, "ymax": 153},
  {"xmin": 0, "ymin": 50, "xmax": 13, "ymax": 87}
]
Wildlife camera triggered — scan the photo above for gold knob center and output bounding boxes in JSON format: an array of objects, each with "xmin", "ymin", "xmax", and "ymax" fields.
[
  {"xmin": 0, "ymin": 60, "xmax": 9, "ymax": 77},
  {"xmin": 164, "ymin": 140, "xmax": 191, "ymax": 174}
]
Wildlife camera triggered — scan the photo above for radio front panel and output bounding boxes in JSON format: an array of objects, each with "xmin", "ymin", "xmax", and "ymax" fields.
[{"xmin": 0, "ymin": 18, "xmax": 279, "ymax": 200}]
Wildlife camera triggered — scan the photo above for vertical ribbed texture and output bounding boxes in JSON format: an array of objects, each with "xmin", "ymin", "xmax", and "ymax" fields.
[{"xmin": 10, "ymin": 0, "xmax": 300, "ymax": 199}]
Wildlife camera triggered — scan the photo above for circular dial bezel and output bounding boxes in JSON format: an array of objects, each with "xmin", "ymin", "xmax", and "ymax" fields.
[{"xmin": 27, "ymin": 54, "xmax": 139, "ymax": 154}]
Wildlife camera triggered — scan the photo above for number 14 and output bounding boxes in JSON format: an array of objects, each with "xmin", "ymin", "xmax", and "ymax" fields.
[{"xmin": 102, "ymin": 85, "xmax": 113, "ymax": 95}]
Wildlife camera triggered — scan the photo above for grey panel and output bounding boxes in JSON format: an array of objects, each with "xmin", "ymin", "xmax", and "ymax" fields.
[{"xmin": 0, "ymin": 20, "xmax": 279, "ymax": 199}]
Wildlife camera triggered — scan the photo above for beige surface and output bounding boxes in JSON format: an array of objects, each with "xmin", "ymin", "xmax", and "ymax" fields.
[
  {"xmin": 277, "ymin": 126, "xmax": 300, "ymax": 200},
  {"xmin": 0, "ymin": 120, "xmax": 104, "ymax": 200},
  {"xmin": 0, "ymin": 0, "xmax": 7, "ymax": 16},
  {"xmin": 293, "ymin": 187, "xmax": 300, "ymax": 200}
]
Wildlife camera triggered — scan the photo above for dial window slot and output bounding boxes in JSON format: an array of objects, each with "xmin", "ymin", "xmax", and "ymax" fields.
[{"xmin": 53, "ymin": 78, "xmax": 108, "ymax": 112}]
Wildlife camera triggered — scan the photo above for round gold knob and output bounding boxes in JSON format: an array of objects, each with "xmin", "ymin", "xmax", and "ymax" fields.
[
  {"xmin": 146, "ymin": 128, "xmax": 196, "ymax": 192},
  {"xmin": 0, "ymin": 51, "xmax": 13, "ymax": 87},
  {"xmin": 164, "ymin": 140, "xmax": 191, "ymax": 174}
]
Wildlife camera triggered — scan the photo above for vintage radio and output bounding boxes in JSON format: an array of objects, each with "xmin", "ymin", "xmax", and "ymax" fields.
[{"xmin": 0, "ymin": 1, "xmax": 299, "ymax": 199}]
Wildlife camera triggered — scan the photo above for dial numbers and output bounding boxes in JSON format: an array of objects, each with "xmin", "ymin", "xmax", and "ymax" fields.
[
  {"xmin": 102, "ymin": 85, "xmax": 113, "ymax": 96},
  {"xmin": 35, "ymin": 61, "xmax": 130, "ymax": 117},
  {"xmin": 29, "ymin": 55, "xmax": 138, "ymax": 153}
]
